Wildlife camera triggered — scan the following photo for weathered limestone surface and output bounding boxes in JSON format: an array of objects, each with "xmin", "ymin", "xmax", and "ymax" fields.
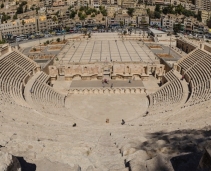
[
  {"xmin": 36, "ymin": 159, "xmax": 81, "ymax": 171},
  {"xmin": 0, "ymin": 151, "xmax": 21, "ymax": 171}
]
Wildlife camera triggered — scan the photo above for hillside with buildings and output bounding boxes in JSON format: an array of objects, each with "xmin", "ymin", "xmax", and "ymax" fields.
[
  {"xmin": 0, "ymin": 0, "xmax": 210, "ymax": 41},
  {"xmin": 1, "ymin": 0, "xmax": 211, "ymax": 169}
]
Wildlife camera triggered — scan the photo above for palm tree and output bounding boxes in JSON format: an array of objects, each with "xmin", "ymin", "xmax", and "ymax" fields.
[{"xmin": 22, "ymin": 20, "xmax": 25, "ymax": 34}]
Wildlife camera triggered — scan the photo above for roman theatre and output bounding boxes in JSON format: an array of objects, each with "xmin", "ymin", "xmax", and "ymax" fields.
[{"xmin": 0, "ymin": 33, "xmax": 211, "ymax": 171}]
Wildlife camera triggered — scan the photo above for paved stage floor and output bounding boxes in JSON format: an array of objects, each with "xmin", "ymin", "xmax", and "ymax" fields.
[
  {"xmin": 65, "ymin": 94, "xmax": 148, "ymax": 123},
  {"xmin": 57, "ymin": 33, "xmax": 156, "ymax": 63},
  {"xmin": 70, "ymin": 80, "xmax": 144, "ymax": 88}
]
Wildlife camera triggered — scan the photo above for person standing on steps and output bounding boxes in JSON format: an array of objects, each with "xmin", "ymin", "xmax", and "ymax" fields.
[{"xmin": 121, "ymin": 119, "xmax": 125, "ymax": 125}]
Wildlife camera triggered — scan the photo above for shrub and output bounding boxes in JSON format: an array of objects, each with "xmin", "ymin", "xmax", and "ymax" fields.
[{"xmin": 56, "ymin": 38, "xmax": 60, "ymax": 42}]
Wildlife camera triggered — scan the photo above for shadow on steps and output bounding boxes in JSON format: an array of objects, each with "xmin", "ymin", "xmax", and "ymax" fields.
[{"xmin": 16, "ymin": 157, "xmax": 36, "ymax": 171}]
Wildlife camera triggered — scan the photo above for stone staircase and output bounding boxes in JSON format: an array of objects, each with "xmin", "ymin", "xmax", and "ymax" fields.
[
  {"xmin": 102, "ymin": 66, "xmax": 111, "ymax": 81},
  {"xmin": 88, "ymin": 132, "xmax": 127, "ymax": 171}
]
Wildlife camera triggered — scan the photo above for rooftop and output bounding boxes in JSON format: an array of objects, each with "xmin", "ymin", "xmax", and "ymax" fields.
[{"xmin": 149, "ymin": 28, "xmax": 166, "ymax": 34}]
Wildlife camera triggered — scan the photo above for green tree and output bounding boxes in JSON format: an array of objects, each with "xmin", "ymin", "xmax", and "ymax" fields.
[
  {"xmin": 154, "ymin": 11, "xmax": 161, "ymax": 19},
  {"xmin": 21, "ymin": 1, "xmax": 27, "ymax": 6},
  {"xmin": 147, "ymin": 8, "xmax": 150, "ymax": 15},
  {"xmin": 175, "ymin": 4, "xmax": 183, "ymax": 15},
  {"xmin": 52, "ymin": 16, "xmax": 57, "ymax": 22},
  {"xmin": 120, "ymin": 21, "xmax": 124, "ymax": 26},
  {"xmin": 196, "ymin": 12, "xmax": 202, "ymax": 22},
  {"xmin": 68, "ymin": 5, "xmax": 73, "ymax": 10},
  {"xmin": 182, "ymin": 9, "xmax": 195, "ymax": 17},
  {"xmin": 16, "ymin": 1, "xmax": 27, "ymax": 14},
  {"xmin": 162, "ymin": 7, "xmax": 169, "ymax": 15},
  {"xmin": 78, "ymin": 11, "xmax": 82, "ymax": 18},
  {"xmin": 155, "ymin": 4, "xmax": 161, "ymax": 12},
  {"xmin": 86, "ymin": 9, "xmax": 92, "ymax": 15},
  {"xmin": 101, "ymin": 9, "xmax": 107, "ymax": 16},
  {"xmin": 79, "ymin": 6, "xmax": 85, "ymax": 11},
  {"xmin": 162, "ymin": 5, "xmax": 175, "ymax": 15},
  {"xmin": 99, "ymin": 6, "xmax": 107, "ymax": 16},
  {"xmin": 24, "ymin": 5, "xmax": 27, "ymax": 12},
  {"xmin": 80, "ymin": 14, "xmax": 86, "ymax": 20},
  {"xmin": 70, "ymin": 10, "xmax": 76, "ymax": 19},
  {"xmin": 173, "ymin": 23, "xmax": 181, "ymax": 34},
  {"xmin": 36, "ymin": 7, "xmax": 40, "ymax": 14},
  {"xmin": 65, "ymin": 26, "xmax": 70, "ymax": 32},
  {"xmin": 0, "ymin": 39, "xmax": 6, "ymax": 44},
  {"xmin": 13, "ymin": 13, "xmax": 17, "ymax": 19},
  {"xmin": 56, "ymin": 38, "xmax": 60, "ymax": 42},
  {"xmin": 22, "ymin": 20, "xmax": 25, "ymax": 34},
  {"xmin": 1, "ymin": 3, "xmax": 4, "ymax": 8},
  {"xmin": 91, "ymin": 14, "xmax": 95, "ymax": 17},
  {"xmin": 16, "ymin": 6, "xmax": 23, "ymax": 14},
  {"xmin": 127, "ymin": 8, "xmax": 135, "ymax": 17},
  {"xmin": 1, "ymin": 13, "xmax": 11, "ymax": 23}
]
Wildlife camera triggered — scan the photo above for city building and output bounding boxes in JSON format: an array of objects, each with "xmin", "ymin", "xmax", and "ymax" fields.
[
  {"xmin": 150, "ymin": 19, "xmax": 162, "ymax": 27},
  {"xmin": 200, "ymin": 10, "xmax": 211, "ymax": 24},
  {"xmin": 106, "ymin": 5, "xmax": 119, "ymax": 17},
  {"xmin": 161, "ymin": 14, "xmax": 184, "ymax": 29},
  {"xmin": 195, "ymin": 0, "xmax": 211, "ymax": 10},
  {"xmin": 0, "ymin": 15, "xmax": 59, "ymax": 36},
  {"xmin": 137, "ymin": 15, "xmax": 150, "ymax": 28}
]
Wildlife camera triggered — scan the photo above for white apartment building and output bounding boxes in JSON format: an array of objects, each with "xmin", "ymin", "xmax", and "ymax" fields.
[
  {"xmin": 161, "ymin": 14, "xmax": 184, "ymax": 29},
  {"xmin": 161, "ymin": 15, "xmax": 175, "ymax": 28},
  {"xmin": 195, "ymin": 0, "xmax": 211, "ymax": 10},
  {"xmin": 0, "ymin": 15, "xmax": 60, "ymax": 36},
  {"xmin": 200, "ymin": 10, "xmax": 211, "ymax": 24}
]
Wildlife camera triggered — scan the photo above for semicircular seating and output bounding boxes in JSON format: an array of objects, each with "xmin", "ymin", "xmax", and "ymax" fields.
[
  {"xmin": 177, "ymin": 49, "xmax": 211, "ymax": 106},
  {"xmin": 0, "ymin": 50, "xmax": 66, "ymax": 115},
  {"xmin": 0, "ymin": 50, "xmax": 38, "ymax": 107},
  {"xmin": 24, "ymin": 71, "xmax": 66, "ymax": 114},
  {"xmin": 148, "ymin": 70, "xmax": 189, "ymax": 114},
  {"xmin": 148, "ymin": 48, "xmax": 211, "ymax": 114}
]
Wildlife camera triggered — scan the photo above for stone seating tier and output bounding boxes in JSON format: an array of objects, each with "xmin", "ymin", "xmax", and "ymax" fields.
[
  {"xmin": 177, "ymin": 49, "xmax": 211, "ymax": 107},
  {"xmin": 0, "ymin": 50, "xmax": 38, "ymax": 107},
  {"xmin": 148, "ymin": 70, "xmax": 188, "ymax": 114},
  {"xmin": 24, "ymin": 71, "xmax": 66, "ymax": 114}
]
